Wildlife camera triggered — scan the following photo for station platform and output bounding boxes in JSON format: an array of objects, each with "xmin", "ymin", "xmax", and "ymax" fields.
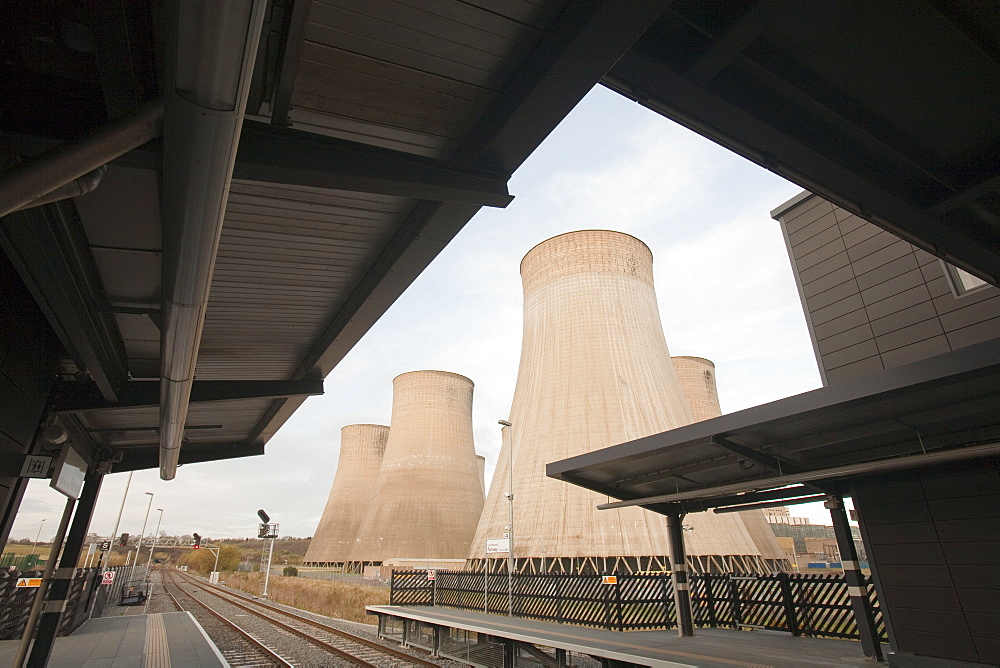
[
  {"xmin": 368, "ymin": 605, "xmax": 882, "ymax": 668},
  {"xmin": 0, "ymin": 612, "xmax": 227, "ymax": 667}
]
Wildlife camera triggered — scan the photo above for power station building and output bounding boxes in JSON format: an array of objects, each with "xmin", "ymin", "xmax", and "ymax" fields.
[
  {"xmin": 348, "ymin": 370, "xmax": 484, "ymax": 570},
  {"xmin": 303, "ymin": 424, "xmax": 388, "ymax": 567},
  {"xmin": 470, "ymin": 230, "xmax": 777, "ymax": 574}
]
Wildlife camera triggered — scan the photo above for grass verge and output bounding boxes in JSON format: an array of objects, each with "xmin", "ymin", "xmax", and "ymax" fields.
[{"xmin": 223, "ymin": 572, "xmax": 389, "ymax": 624}]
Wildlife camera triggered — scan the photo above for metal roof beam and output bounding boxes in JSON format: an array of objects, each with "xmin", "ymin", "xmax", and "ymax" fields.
[
  {"xmin": 0, "ymin": 203, "xmax": 129, "ymax": 402},
  {"xmin": 114, "ymin": 441, "xmax": 265, "ymax": 473},
  {"xmin": 454, "ymin": 0, "xmax": 673, "ymax": 175},
  {"xmin": 52, "ymin": 379, "xmax": 323, "ymax": 413},
  {"xmin": 710, "ymin": 436, "xmax": 806, "ymax": 475},
  {"xmin": 603, "ymin": 50, "xmax": 1000, "ymax": 285},
  {"xmin": 235, "ymin": 121, "xmax": 514, "ymax": 207}
]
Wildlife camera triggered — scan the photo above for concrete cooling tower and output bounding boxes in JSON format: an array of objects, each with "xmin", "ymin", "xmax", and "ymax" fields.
[
  {"xmin": 349, "ymin": 370, "xmax": 484, "ymax": 566},
  {"xmin": 304, "ymin": 424, "xmax": 388, "ymax": 566},
  {"xmin": 672, "ymin": 356, "xmax": 789, "ymax": 571},
  {"xmin": 470, "ymin": 230, "xmax": 768, "ymax": 574}
]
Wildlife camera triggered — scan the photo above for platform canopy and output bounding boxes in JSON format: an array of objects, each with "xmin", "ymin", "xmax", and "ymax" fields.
[
  {"xmin": 0, "ymin": 0, "xmax": 668, "ymax": 477},
  {"xmin": 2, "ymin": 0, "xmax": 998, "ymax": 479},
  {"xmin": 547, "ymin": 339, "xmax": 1000, "ymax": 515}
]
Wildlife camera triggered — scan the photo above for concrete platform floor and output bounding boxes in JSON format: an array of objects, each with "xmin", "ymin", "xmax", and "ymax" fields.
[
  {"xmin": 0, "ymin": 612, "xmax": 226, "ymax": 667},
  {"xmin": 369, "ymin": 605, "xmax": 886, "ymax": 668}
]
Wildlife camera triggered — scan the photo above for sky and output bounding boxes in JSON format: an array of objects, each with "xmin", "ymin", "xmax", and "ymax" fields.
[{"xmin": 10, "ymin": 85, "xmax": 835, "ymax": 546}]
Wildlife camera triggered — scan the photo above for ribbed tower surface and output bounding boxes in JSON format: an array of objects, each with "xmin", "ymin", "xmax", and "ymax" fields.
[
  {"xmin": 304, "ymin": 424, "xmax": 388, "ymax": 565},
  {"xmin": 671, "ymin": 357, "xmax": 788, "ymax": 566},
  {"xmin": 350, "ymin": 370, "xmax": 484, "ymax": 562},
  {"xmin": 473, "ymin": 230, "xmax": 765, "ymax": 567}
]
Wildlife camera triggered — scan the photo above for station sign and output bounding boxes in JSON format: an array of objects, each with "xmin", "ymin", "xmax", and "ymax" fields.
[
  {"xmin": 16, "ymin": 577, "xmax": 42, "ymax": 588},
  {"xmin": 100, "ymin": 541, "xmax": 111, "ymax": 552},
  {"xmin": 101, "ymin": 571, "xmax": 115, "ymax": 585},
  {"xmin": 486, "ymin": 538, "xmax": 510, "ymax": 554}
]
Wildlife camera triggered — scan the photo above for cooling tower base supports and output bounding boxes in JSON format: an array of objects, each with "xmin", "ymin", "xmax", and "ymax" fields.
[
  {"xmin": 667, "ymin": 513, "xmax": 694, "ymax": 637},
  {"xmin": 467, "ymin": 554, "xmax": 783, "ymax": 575}
]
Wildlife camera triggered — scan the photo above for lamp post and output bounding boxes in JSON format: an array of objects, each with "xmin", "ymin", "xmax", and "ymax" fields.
[
  {"xmin": 499, "ymin": 419, "xmax": 514, "ymax": 616},
  {"xmin": 31, "ymin": 519, "xmax": 46, "ymax": 554},
  {"xmin": 102, "ymin": 471, "xmax": 133, "ymax": 570},
  {"xmin": 135, "ymin": 492, "xmax": 153, "ymax": 582},
  {"xmin": 145, "ymin": 509, "xmax": 163, "ymax": 573}
]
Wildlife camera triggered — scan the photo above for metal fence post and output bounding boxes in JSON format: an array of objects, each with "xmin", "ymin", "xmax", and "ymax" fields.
[
  {"xmin": 615, "ymin": 574, "xmax": 624, "ymax": 632},
  {"xmin": 730, "ymin": 576, "xmax": 743, "ymax": 628},
  {"xmin": 777, "ymin": 571, "xmax": 800, "ymax": 636}
]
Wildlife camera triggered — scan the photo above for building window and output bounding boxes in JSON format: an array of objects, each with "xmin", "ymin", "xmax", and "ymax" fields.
[{"xmin": 942, "ymin": 261, "xmax": 991, "ymax": 298}]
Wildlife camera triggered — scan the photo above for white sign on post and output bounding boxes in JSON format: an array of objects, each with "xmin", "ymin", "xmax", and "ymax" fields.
[
  {"xmin": 101, "ymin": 571, "xmax": 115, "ymax": 585},
  {"xmin": 486, "ymin": 538, "xmax": 510, "ymax": 554},
  {"xmin": 50, "ymin": 446, "xmax": 87, "ymax": 500}
]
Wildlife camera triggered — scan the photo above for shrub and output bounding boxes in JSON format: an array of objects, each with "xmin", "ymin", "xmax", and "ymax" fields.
[{"xmin": 283, "ymin": 565, "xmax": 298, "ymax": 577}]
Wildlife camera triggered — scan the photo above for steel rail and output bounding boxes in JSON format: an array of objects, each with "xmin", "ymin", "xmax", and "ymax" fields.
[
  {"xmin": 163, "ymin": 570, "xmax": 294, "ymax": 667},
  {"xmin": 176, "ymin": 568, "xmax": 440, "ymax": 667},
  {"xmin": 173, "ymin": 570, "xmax": 396, "ymax": 667}
]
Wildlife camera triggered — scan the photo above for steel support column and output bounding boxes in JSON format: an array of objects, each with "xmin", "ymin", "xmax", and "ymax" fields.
[
  {"xmin": 26, "ymin": 470, "xmax": 104, "ymax": 667},
  {"xmin": 826, "ymin": 496, "xmax": 882, "ymax": 661},
  {"xmin": 665, "ymin": 513, "xmax": 694, "ymax": 636}
]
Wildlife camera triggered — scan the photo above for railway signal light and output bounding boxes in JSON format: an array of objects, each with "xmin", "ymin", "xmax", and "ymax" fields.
[
  {"xmin": 257, "ymin": 509, "xmax": 270, "ymax": 523},
  {"xmin": 192, "ymin": 532, "xmax": 201, "ymax": 548},
  {"xmin": 119, "ymin": 533, "xmax": 129, "ymax": 547}
]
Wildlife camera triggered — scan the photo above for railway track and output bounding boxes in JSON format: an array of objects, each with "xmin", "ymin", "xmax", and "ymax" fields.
[
  {"xmin": 161, "ymin": 570, "xmax": 294, "ymax": 666},
  {"xmin": 166, "ymin": 568, "xmax": 440, "ymax": 667}
]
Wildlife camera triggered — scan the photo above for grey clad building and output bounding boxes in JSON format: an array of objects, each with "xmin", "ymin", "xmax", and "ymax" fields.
[{"xmin": 771, "ymin": 192, "xmax": 1000, "ymax": 385}]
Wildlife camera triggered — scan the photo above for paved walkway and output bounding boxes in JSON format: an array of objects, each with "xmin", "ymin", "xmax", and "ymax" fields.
[
  {"xmin": 369, "ymin": 605, "xmax": 885, "ymax": 667},
  {"xmin": 0, "ymin": 612, "xmax": 226, "ymax": 667}
]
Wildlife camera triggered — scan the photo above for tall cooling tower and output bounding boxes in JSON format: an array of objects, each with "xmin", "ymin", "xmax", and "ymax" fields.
[
  {"xmin": 672, "ymin": 356, "xmax": 789, "ymax": 570},
  {"xmin": 471, "ymin": 230, "xmax": 764, "ymax": 574},
  {"xmin": 350, "ymin": 370, "xmax": 484, "ymax": 564},
  {"xmin": 304, "ymin": 424, "xmax": 388, "ymax": 566}
]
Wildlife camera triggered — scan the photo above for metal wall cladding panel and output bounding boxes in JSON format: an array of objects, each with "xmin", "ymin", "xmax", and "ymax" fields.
[
  {"xmin": 806, "ymin": 276, "xmax": 861, "ymax": 312},
  {"xmin": 802, "ymin": 264, "xmax": 856, "ymax": 300},
  {"xmin": 845, "ymin": 227, "xmax": 903, "ymax": 264},
  {"xmin": 197, "ymin": 183, "xmax": 414, "ymax": 380},
  {"xmin": 873, "ymin": 318, "xmax": 947, "ymax": 354},
  {"xmin": 948, "ymin": 318, "xmax": 1000, "ymax": 349},
  {"xmin": 472, "ymin": 231, "xmax": 764, "ymax": 564},
  {"xmin": 860, "ymin": 268, "xmax": 926, "ymax": 306},
  {"xmin": 809, "ymin": 294, "xmax": 866, "ymax": 327},
  {"xmin": 869, "ymin": 301, "xmax": 940, "ymax": 337},
  {"xmin": 782, "ymin": 197, "xmax": 834, "ymax": 234},
  {"xmin": 855, "ymin": 253, "xmax": 920, "ymax": 292},
  {"xmin": 798, "ymin": 250, "xmax": 852, "ymax": 287},
  {"xmin": 791, "ymin": 223, "xmax": 846, "ymax": 262},
  {"xmin": 305, "ymin": 424, "xmax": 389, "ymax": 564},
  {"xmin": 879, "ymin": 336, "xmax": 951, "ymax": 368},
  {"xmin": 289, "ymin": 0, "xmax": 565, "ymax": 158},
  {"xmin": 850, "ymin": 240, "xmax": 915, "ymax": 279},
  {"xmin": 816, "ymin": 323, "xmax": 875, "ymax": 356},
  {"xmin": 813, "ymin": 306, "xmax": 871, "ymax": 340},
  {"xmin": 786, "ymin": 213, "xmax": 840, "ymax": 253}
]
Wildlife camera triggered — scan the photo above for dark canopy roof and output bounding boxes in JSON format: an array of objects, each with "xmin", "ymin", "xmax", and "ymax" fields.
[
  {"xmin": 3, "ymin": 0, "xmax": 998, "ymax": 478},
  {"xmin": 547, "ymin": 339, "xmax": 1000, "ymax": 515}
]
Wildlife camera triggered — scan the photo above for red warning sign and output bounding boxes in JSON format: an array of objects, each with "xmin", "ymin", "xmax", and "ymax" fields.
[{"xmin": 101, "ymin": 571, "xmax": 115, "ymax": 585}]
